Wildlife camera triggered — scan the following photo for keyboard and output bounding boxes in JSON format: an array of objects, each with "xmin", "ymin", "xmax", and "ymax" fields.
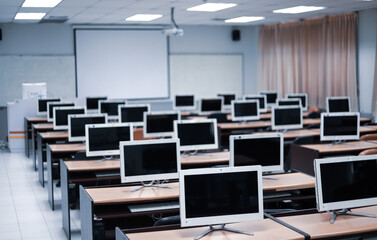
[{"xmin": 128, "ymin": 201, "xmax": 180, "ymax": 213}]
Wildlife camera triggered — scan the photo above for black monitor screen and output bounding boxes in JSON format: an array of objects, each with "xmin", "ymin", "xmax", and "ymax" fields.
[
  {"xmin": 70, "ymin": 116, "xmax": 106, "ymax": 137},
  {"xmin": 328, "ymin": 99, "xmax": 350, "ymax": 113},
  {"xmin": 88, "ymin": 126, "xmax": 131, "ymax": 152},
  {"xmin": 274, "ymin": 108, "xmax": 301, "ymax": 126},
  {"xmin": 176, "ymin": 96, "xmax": 195, "ymax": 107},
  {"xmin": 146, "ymin": 114, "xmax": 179, "ymax": 134},
  {"xmin": 55, "ymin": 109, "xmax": 85, "ymax": 126},
  {"xmin": 218, "ymin": 94, "xmax": 236, "ymax": 105},
  {"xmin": 100, "ymin": 102, "xmax": 124, "ymax": 116},
  {"xmin": 123, "ymin": 142, "xmax": 178, "ymax": 176},
  {"xmin": 39, "ymin": 98, "xmax": 60, "ymax": 112},
  {"xmin": 278, "ymin": 100, "xmax": 301, "ymax": 106},
  {"xmin": 233, "ymin": 137, "xmax": 281, "ymax": 167},
  {"xmin": 320, "ymin": 159, "xmax": 377, "ymax": 203},
  {"xmin": 184, "ymin": 171, "xmax": 260, "ymax": 218},
  {"xmin": 120, "ymin": 106, "xmax": 148, "ymax": 123},
  {"xmin": 323, "ymin": 116, "xmax": 358, "ymax": 136},
  {"xmin": 244, "ymin": 96, "xmax": 265, "ymax": 109},
  {"xmin": 261, "ymin": 92, "xmax": 277, "ymax": 104},
  {"xmin": 234, "ymin": 102, "xmax": 258, "ymax": 117},
  {"xmin": 201, "ymin": 99, "xmax": 222, "ymax": 112},
  {"xmin": 87, "ymin": 97, "xmax": 107, "ymax": 110},
  {"xmin": 49, "ymin": 103, "xmax": 75, "ymax": 119},
  {"xmin": 287, "ymin": 95, "xmax": 307, "ymax": 108},
  {"xmin": 177, "ymin": 122, "xmax": 216, "ymax": 146}
]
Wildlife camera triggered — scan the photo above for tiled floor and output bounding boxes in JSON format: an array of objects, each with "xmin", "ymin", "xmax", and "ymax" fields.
[{"xmin": 0, "ymin": 150, "xmax": 80, "ymax": 240}]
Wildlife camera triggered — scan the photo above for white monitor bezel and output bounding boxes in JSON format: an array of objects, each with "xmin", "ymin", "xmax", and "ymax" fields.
[
  {"xmin": 259, "ymin": 91, "xmax": 278, "ymax": 106},
  {"xmin": 68, "ymin": 113, "xmax": 108, "ymax": 142},
  {"xmin": 118, "ymin": 104, "xmax": 150, "ymax": 126},
  {"xmin": 37, "ymin": 98, "xmax": 61, "ymax": 115},
  {"xmin": 179, "ymin": 166, "xmax": 264, "ymax": 227},
  {"xmin": 271, "ymin": 106, "xmax": 303, "ymax": 130},
  {"xmin": 320, "ymin": 112, "xmax": 360, "ymax": 141},
  {"xmin": 47, "ymin": 102, "xmax": 75, "ymax": 122},
  {"xmin": 277, "ymin": 98, "xmax": 302, "ymax": 108},
  {"xmin": 99, "ymin": 100, "xmax": 126, "ymax": 120},
  {"xmin": 314, "ymin": 155, "xmax": 377, "ymax": 212},
  {"xmin": 120, "ymin": 138, "xmax": 181, "ymax": 184},
  {"xmin": 85, "ymin": 122, "xmax": 134, "ymax": 157},
  {"xmin": 173, "ymin": 118, "xmax": 218, "ymax": 151},
  {"xmin": 143, "ymin": 111, "xmax": 181, "ymax": 138},
  {"xmin": 86, "ymin": 96, "xmax": 108, "ymax": 111},
  {"xmin": 326, "ymin": 96, "xmax": 351, "ymax": 113},
  {"xmin": 243, "ymin": 94, "xmax": 267, "ymax": 113},
  {"xmin": 53, "ymin": 106, "xmax": 86, "ymax": 130},
  {"xmin": 217, "ymin": 93, "xmax": 236, "ymax": 109},
  {"xmin": 229, "ymin": 133, "xmax": 284, "ymax": 172},
  {"xmin": 173, "ymin": 95, "xmax": 197, "ymax": 111},
  {"xmin": 199, "ymin": 97, "xmax": 223, "ymax": 115},
  {"xmin": 286, "ymin": 93, "xmax": 308, "ymax": 111},
  {"xmin": 375, "ymin": 102, "xmax": 377, "ymax": 124},
  {"xmin": 231, "ymin": 100, "xmax": 260, "ymax": 122}
]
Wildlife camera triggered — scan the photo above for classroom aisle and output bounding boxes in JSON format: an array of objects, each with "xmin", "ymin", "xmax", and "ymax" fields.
[{"xmin": 0, "ymin": 150, "xmax": 80, "ymax": 240}]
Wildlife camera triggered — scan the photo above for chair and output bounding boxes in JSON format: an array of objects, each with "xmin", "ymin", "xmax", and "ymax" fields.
[
  {"xmin": 358, "ymin": 148, "xmax": 377, "ymax": 156},
  {"xmin": 305, "ymin": 123, "xmax": 320, "ymax": 129},
  {"xmin": 306, "ymin": 106, "xmax": 321, "ymax": 119},
  {"xmin": 360, "ymin": 133, "xmax": 377, "ymax": 141},
  {"xmin": 153, "ymin": 215, "xmax": 180, "ymax": 226},
  {"xmin": 207, "ymin": 113, "xmax": 228, "ymax": 123}
]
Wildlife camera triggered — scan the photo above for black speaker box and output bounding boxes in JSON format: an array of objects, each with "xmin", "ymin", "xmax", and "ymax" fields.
[
  {"xmin": 232, "ymin": 29, "xmax": 240, "ymax": 41},
  {"xmin": 0, "ymin": 29, "xmax": 2, "ymax": 41}
]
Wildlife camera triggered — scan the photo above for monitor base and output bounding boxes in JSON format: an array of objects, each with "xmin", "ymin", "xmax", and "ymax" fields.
[
  {"xmin": 131, "ymin": 180, "xmax": 172, "ymax": 192},
  {"xmin": 95, "ymin": 155, "xmax": 116, "ymax": 163},
  {"xmin": 194, "ymin": 224, "xmax": 253, "ymax": 240},
  {"xmin": 330, "ymin": 208, "xmax": 376, "ymax": 224},
  {"xmin": 328, "ymin": 140, "xmax": 355, "ymax": 146},
  {"xmin": 262, "ymin": 176, "xmax": 279, "ymax": 180},
  {"xmin": 182, "ymin": 150, "xmax": 213, "ymax": 158}
]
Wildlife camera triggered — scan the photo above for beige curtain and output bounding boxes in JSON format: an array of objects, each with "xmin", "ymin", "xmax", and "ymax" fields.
[{"xmin": 258, "ymin": 13, "xmax": 358, "ymax": 110}]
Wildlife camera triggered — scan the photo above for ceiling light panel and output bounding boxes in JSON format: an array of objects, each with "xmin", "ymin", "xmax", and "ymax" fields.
[
  {"xmin": 273, "ymin": 6, "xmax": 325, "ymax": 14},
  {"xmin": 225, "ymin": 16, "xmax": 265, "ymax": 23},
  {"xmin": 15, "ymin": 12, "xmax": 46, "ymax": 19},
  {"xmin": 125, "ymin": 14, "xmax": 163, "ymax": 22},
  {"xmin": 22, "ymin": 0, "xmax": 62, "ymax": 8},
  {"xmin": 187, "ymin": 3, "xmax": 237, "ymax": 12}
]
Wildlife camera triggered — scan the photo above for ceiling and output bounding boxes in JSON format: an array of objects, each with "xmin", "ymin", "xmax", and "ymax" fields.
[{"xmin": 0, "ymin": 0, "xmax": 377, "ymax": 26}]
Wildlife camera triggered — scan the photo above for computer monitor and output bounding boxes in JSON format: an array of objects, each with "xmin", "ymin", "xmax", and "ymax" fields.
[
  {"xmin": 85, "ymin": 123, "xmax": 133, "ymax": 157},
  {"xmin": 286, "ymin": 93, "xmax": 308, "ymax": 111},
  {"xmin": 243, "ymin": 95, "xmax": 267, "ymax": 113},
  {"xmin": 314, "ymin": 155, "xmax": 377, "ymax": 223},
  {"xmin": 68, "ymin": 114, "xmax": 107, "ymax": 142},
  {"xmin": 120, "ymin": 139, "xmax": 180, "ymax": 184},
  {"xmin": 231, "ymin": 100, "xmax": 260, "ymax": 122},
  {"xmin": 144, "ymin": 111, "xmax": 181, "ymax": 138},
  {"xmin": 47, "ymin": 102, "xmax": 75, "ymax": 122},
  {"xmin": 320, "ymin": 112, "xmax": 360, "ymax": 142},
  {"xmin": 174, "ymin": 95, "xmax": 196, "ymax": 111},
  {"xmin": 217, "ymin": 94, "xmax": 236, "ymax": 108},
  {"xmin": 277, "ymin": 99, "xmax": 302, "ymax": 107},
  {"xmin": 199, "ymin": 98, "xmax": 223, "ymax": 114},
  {"xmin": 118, "ymin": 104, "xmax": 150, "ymax": 126},
  {"xmin": 37, "ymin": 98, "xmax": 60, "ymax": 115},
  {"xmin": 272, "ymin": 106, "xmax": 303, "ymax": 130},
  {"xmin": 326, "ymin": 96, "xmax": 351, "ymax": 113},
  {"xmin": 179, "ymin": 166, "xmax": 263, "ymax": 236},
  {"xmin": 53, "ymin": 106, "xmax": 86, "ymax": 130},
  {"xmin": 99, "ymin": 100, "xmax": 125, "ymax": 120},
  {"xmin": 86, "ymin": 96, "xmax": 107, "ymax": 111},
  {"xmin": 259, "ymin": 91, "xmax": 278, "ymax": 105},
  {"xmin": 229, "ymin": 133, "xmax": 283, "ymax": 172},
  {"xmin": 174, "ymin": 119, "xmax": 218, "ymax": 151}
]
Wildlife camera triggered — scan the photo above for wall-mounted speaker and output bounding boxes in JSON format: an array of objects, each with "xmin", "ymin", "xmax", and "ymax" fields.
[
  {"xmin": 232, "ymin": 29, "xmax": 240, "ymax": 41},
  {"xmin": 0, "ymin": 29, "xmax": 2, "ymax": 41}
]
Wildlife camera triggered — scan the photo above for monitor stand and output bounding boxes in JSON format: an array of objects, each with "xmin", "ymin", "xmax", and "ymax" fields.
[
  {"xmin": 278, "ymin": 129, "xmax": 289, "ymax": 133},
  {"xmin": 182, "ymin": 150, "xmax": 213, "ymax": 158},
  {"xmin": 131, "ymin": 180, "xmax": 173, "ymax": 192},
  {"xmin": 328, "ymin": 140, "xmax": 355, "ymax": 146},
  {"xmin": 194, "ymin": 224, "xmax": 253, "ymax": 240},
  {"xmin": 95, "ymin": 155, "xmax": 116, "ymax": 163},
  {"xmin": 330, "ymin": 208, "xmax": 376, "ymax": 224}
]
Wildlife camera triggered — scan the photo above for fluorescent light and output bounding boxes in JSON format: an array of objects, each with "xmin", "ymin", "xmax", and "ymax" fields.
[
  {"xmin": 126, "ymin": 14, "xmax": 162, "ymax": 22},
  {"xmin": 225, "ymin": 16, "xmax": 265, "ymax": 23},
  {"xmin": 22, "ymin": 0, "xmax": 62, "ymax": 8},
  {"xmin": 187, "ymin": 3, "xmax": 237, "ymax": 12},
  {"xmin": 15, "ymin": 13, "xmax": 46, "ymax": 20},
  {"xmin": 273, "ymin": 6, "xmax": 325, "ymax": 14}
]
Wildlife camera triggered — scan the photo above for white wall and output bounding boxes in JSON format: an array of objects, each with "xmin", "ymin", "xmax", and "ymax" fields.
[{"xmin": 358, "ymin": 8, "xmax": 377, "ymax": 114}]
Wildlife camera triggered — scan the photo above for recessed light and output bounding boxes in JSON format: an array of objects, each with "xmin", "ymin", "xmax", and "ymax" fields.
[
  {"xmin": 273, "ymin": 6, "xmax": 325, "ymax": 14},
  {"xmin": 125, "ymin": 14, "xmax": 163, "ymax": 22},
  {"xmin": 15, "ymin": 13, "xmax": 46, "ymax": 20},
  {"xmin": 22, "ymin": 0, "xmax": 62, "ymax": 8},
  {"xmin": 225, "ymin": 16, "xmax": 265, "ymax": 23},
  {"xmin": 187, "ymin": 3, "xmax": 237, "ymax": 12}
]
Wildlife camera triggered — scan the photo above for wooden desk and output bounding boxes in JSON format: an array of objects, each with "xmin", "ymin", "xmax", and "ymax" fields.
[
  {"xmin": 263, "ymin": 172, "xmax": 314, "ymax": 192},
  {"xmin": 116, "ymin": 218, "xmax": 305, "ymax": 240},
  {"xmin": 302, "ymin": 117, "xmax": 371, "ymax": 126},
  {"xmin": 181, "ymin": 151, "xmax": 229, "ymax": 168},
  {"xmin": 290, "ymin": 140, "xmax": 377, "ymax": 176},
  {"xmin": 279, "ymin": 205, "xmax": 377, "ymax": 239},
  {"xmin": 31, "ymin": 123, "xmax": 54, "ymax": 170},
  {"xmin": 24, "ymin": 117, "xmax": 47, "ymax": 157}
]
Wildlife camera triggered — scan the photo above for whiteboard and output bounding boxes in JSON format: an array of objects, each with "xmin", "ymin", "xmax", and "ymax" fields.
[
  {"xmin": 0, "ymin": 55, "xmax": 76, "ymax": 106},
  {"xmin": 169, "ymin": 54, "xmax": 243, "ymax": 98},
  {"xmin": 75, "ymin": 29, "xmax": 169, "ymax": 100}
]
